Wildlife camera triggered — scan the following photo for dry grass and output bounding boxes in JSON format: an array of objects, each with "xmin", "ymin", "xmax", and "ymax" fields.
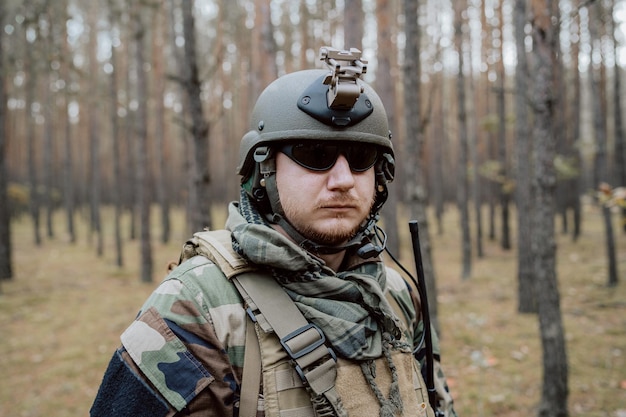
[{"xmin": 0, "ymin": 203, "xmax": 624, "ymax": 417}]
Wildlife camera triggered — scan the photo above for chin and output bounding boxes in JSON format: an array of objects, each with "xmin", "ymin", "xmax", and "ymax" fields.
[{"xmin": 305, "ymin": 222, "xmax": 360, "ymax": 246}]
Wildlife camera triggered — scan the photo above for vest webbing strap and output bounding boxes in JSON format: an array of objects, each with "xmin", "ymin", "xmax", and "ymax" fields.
[
  {"xmin": 233, "ymin": 273, "xmax": 341, "ymax": 407},
  {"xmin": 239, "ymin": 315, "xmax": 262, "ymax": 417}
]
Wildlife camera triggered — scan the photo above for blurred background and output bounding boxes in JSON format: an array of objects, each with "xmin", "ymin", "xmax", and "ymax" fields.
[{"xmin": 0, "ymin": 1, "xmax": 625, "ymax": 416}]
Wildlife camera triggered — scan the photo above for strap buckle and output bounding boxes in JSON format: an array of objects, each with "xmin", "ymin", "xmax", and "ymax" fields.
[
  {"xmin": 280, "ymin": 323, "xmax": 326, "ymax": 359},
  {"xmin": 280, "ymin": 324, "xmax": 337, "ymax": 391}
]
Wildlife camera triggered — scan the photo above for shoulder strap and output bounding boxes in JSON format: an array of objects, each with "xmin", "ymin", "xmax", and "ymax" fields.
[
  {"xmin": 233, "ymin": 273, "xmax": 338, "ymax": 394},
  {"xmin": 186, "ymin": 230, "xmax": 256, "ymax": 278}
]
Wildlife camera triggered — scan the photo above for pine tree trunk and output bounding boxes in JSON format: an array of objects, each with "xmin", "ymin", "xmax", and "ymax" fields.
[
  {"xmin": 133, "ymin": 3, "xmax": 153, "ymax": 283},
  {"xmin": 343, "ymin": 0, "xmax": 363, "ymax": 50},
  {"xmin": 588, "ymin": 1, "xmax": 619, "ymax": 287},
  {"xmin": 497, "ymin": 0, "xmax": 511, "ymax": 251},
  {"xmin": 153, "ymin": 6, "xmax": 170, "ymax": 244},
  {"xmin": 88, "ymin": 1, "xmax": 103, "ymax": 257},
  {"xmin": 59, "ymin": 1, "xmax": 76, "ymax": 244},
  {"xmin": 514, "ymin": 0, "xmax": 536, "ymax": 313},
  {"xmin": 530, "ymin": 1, "xmax": 569, "ymax": 415},
  {"xmin": 180, "ymin": 0, "xmax": 212, "ymax": 234},
  {"xmin": 107, "ymin": 1, "xmax": 123, "ymax": 267},
  {"xmin": 403, "ymin": 0, "xmax": 439, "ymax": 333},
  {"xmin": 454, "ymin": 0, "xmax": 471, "ymax": 280},
  {"xmin": 611, "ymin": 0, "xmax": 626, "ymax": 233},
  {"xmin": 25, "ymin": 23, "xmax": 41, "ymax": 246},
  {"xmin": 0, "ymin": 0, "xmax": 13, "ymax": 281},
  {"xmin": 570, "ymin": 3, "xmax": 582, "ymax": 241},
  {"xmin": 376, "ymin": 0, "xmax": 399, "ymax": 257}
]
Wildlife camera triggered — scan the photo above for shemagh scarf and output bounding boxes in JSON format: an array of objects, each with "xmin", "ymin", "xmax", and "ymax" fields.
[{"xmin": 226, "ymin": 191, "xmax": 409, "ymax": 416}]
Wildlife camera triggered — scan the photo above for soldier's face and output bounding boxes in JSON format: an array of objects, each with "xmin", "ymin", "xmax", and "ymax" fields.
[{"xmin": 275, "ymin": 151, "xmax": 375, "ymax": 247}]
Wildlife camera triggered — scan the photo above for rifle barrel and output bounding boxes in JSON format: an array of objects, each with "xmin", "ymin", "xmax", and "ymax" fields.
[{"xmin": 409, "ymin": 220, "xmax": 437, "ymax": 410}]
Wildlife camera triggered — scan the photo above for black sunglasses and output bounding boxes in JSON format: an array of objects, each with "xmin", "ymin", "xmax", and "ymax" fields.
[{"xmin": 279, "ymin": 142, "xmax": 379, "ymax": 172}]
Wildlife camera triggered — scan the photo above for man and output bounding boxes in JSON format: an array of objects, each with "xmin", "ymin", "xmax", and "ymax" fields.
[{"xmin": 91, "ymin": 47, "xmax": 456, "ymax": 417}]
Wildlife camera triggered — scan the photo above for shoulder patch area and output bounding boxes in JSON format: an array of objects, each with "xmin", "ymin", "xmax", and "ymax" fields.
[{"xmin": 121, "ymin": 307, "xmax": 214, "ymax": 411}]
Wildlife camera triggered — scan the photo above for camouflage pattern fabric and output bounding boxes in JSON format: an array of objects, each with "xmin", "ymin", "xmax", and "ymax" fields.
[
  {"xmin": 91, "ymin": 247, "xmax": 457, "ymax": 416},
  {"xmin": 91, "ymin": 256, "xmax": 248, "ymax": 416}
]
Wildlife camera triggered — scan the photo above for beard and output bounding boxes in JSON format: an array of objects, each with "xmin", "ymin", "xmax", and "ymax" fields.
[
  {"xmin": 283, "ymin": 194, "xmax": 376, "ymax": 247},
  {"xmin": 297, "ymin": 219, "xmax": 362, "ymax": 246}
]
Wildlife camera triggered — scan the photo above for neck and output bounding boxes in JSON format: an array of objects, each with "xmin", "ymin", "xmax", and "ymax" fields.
[{"xmin": 318, "ymin": 251, "xmax": 346, "ymax": 272}]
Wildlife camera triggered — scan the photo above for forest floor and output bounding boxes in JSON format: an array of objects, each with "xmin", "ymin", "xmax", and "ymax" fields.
[{"xmin": 0, "ymin": 202, "xmax": 625, "ymax": 417}]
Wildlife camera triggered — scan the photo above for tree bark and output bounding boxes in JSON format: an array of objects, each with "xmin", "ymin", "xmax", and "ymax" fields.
[
  {"xmin": 481, "ymin": 1, "xmax": 497, "ymax": 243},
  {"xmin": 25, "ymin": 17, "xmax": 41, "ymax": 246},
  {"xmin": 588, "ymin": 1, "xmax": 618, "ymax": 287},
  {"xmin": 569, "ymin": 2, "xmax": 582, "ymax": 241},
  {"xmin": 403, "ymin": 0, "xmax": 439, "ymax": 333},
  {"xmin": 153, "ymin": 4, "xmax": 171, "ymax": 244},
  {"xmin": 611, "ymin": 0, "xmax": 626, "ymax": 232},
  {"xmin": 251, "ymin": 0, "xmax": 278, "ymax": 98},
  {"xmin": 107, "ymin": 0, "xmax": 123, "ymax": 267},
  {"xmin": 42, "ymin": 16, "xmax": 55, "ymax": 240},
  {"xmin": 514, "ymin": 0, "xmax": 536, "ymax": 313},
  {"xmin": 467, "ymin": 29, "xmax": 483, "ymax": 258},
  {"xmin": 60, "ymin": 0, "xmax": 76, "ymax": 244},
  {"xmin": 88, "ymin": 1, "xmax": 103, "ymax": 257},
  {"xmin": 530, "ymin": 1, "xmax": 569, "ymax": 415},
  {"xmin": 133, "ymin": 1, "xmax": 153, "ymax": 283},
  {"xmin": 180, "ymin": 0, "xmax": 212, "ymax": 234},
  {"xmin": 496, "ymin": 0, "xmax": 511, "ymax": 251},
  {"xmin": 454, "ymin": 0, "xmax": 471, "ymax": 280},
  {"xmin": 375, "ymin": 0, "xmax": 400, "ymax": 257},
  {"xmin": 0, "ymin": 0, "xmax": 13, "ymax": 281},
  {"xmin": 343, "ymin": 0, "xmax": 364, "ymax": 50}
]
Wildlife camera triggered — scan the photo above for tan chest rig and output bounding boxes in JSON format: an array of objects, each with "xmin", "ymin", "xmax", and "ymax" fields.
[{"xmin": 180, "ymin": 230, "xmax": 435, "ymax": 417}]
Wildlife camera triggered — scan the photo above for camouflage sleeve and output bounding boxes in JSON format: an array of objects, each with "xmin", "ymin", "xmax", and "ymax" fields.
[
  {"xmin": 91, "ymin": 256, "xmax": 247, "ymax": 417},
  {"xmin": 384, "ymin": 267, "xmax": 458, "ymax": 417}
]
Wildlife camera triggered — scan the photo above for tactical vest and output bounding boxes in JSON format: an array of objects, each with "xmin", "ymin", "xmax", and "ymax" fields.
[{"xmin": 179, "ymin": 230, "xmax": 435, "ymax": 417}]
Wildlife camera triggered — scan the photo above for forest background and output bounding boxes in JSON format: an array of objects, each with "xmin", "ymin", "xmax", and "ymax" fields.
[{"xmin": 0, "ymin": 0, "xmax": 625, "ymax": 416}]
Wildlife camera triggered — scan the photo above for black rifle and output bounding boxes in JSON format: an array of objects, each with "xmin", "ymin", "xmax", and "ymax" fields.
[{"xmin": 409, "ymin": 220, "xmax": 438, "ymax": 412}]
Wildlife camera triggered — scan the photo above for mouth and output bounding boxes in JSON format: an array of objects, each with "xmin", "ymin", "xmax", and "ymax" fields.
[{"xmin": 321, "ymin": 204, "xmax": 356, "ymax": 210}]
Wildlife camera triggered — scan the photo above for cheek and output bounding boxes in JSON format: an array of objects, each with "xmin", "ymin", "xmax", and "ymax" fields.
[{"xmin": 275, "ymin": 154, "xmax": 317, "ymax": 193}]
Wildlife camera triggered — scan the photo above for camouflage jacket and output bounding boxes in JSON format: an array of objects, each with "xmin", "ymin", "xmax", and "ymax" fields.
[{"xmin": 91, "ymin": 252, "xmax": 456, "ymax": 417}]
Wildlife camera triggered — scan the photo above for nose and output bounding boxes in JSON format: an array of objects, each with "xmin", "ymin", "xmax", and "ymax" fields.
[{"xmin": 326, "ymin": 154, "xmax": 355, "ymax": 190}]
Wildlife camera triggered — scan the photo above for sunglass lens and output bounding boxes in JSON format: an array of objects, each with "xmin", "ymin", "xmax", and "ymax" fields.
[
  {"xmin": 346, "ymin": 145, "xmax": 378, "ymax": 171},
  {"xmin": 284, "ymin": 142, "xmax": 379, "ymax": 172},
  {"xmin": 291, "ymin": 143, "xmax": 339, "ymax": 170}
]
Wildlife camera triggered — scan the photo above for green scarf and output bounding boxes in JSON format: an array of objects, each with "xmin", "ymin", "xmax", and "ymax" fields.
[{"xmin": 226, "ymin": 193, "xmax": 406, "ymax": 360}]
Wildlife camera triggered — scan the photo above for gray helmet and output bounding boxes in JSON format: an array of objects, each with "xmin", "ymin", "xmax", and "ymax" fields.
[
  {"xmin": 238, "ymin": 50, "xmax": 395, "ymax": 256},
  {"xmin": 238, "ymin": 69, "xmax": 394, "ymax": 178}
]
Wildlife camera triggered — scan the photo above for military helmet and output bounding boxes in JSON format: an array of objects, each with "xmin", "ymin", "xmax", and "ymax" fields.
[
  {"xmin": 237, "ymin": 47, "xmax": 395, "ymax": 256},
  {"xmin": 237, "ymin": 68, "xmax": 394, "ymax": 179}
]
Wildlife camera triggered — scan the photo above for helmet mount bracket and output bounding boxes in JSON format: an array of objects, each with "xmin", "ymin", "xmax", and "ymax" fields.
[
  {"xmin": 320, "ymin": 47, "xmax": 368, "ymax": 110},
  {"xmin": 297, "ymin": 47, "xmax": 373, "ymax": 127}
]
